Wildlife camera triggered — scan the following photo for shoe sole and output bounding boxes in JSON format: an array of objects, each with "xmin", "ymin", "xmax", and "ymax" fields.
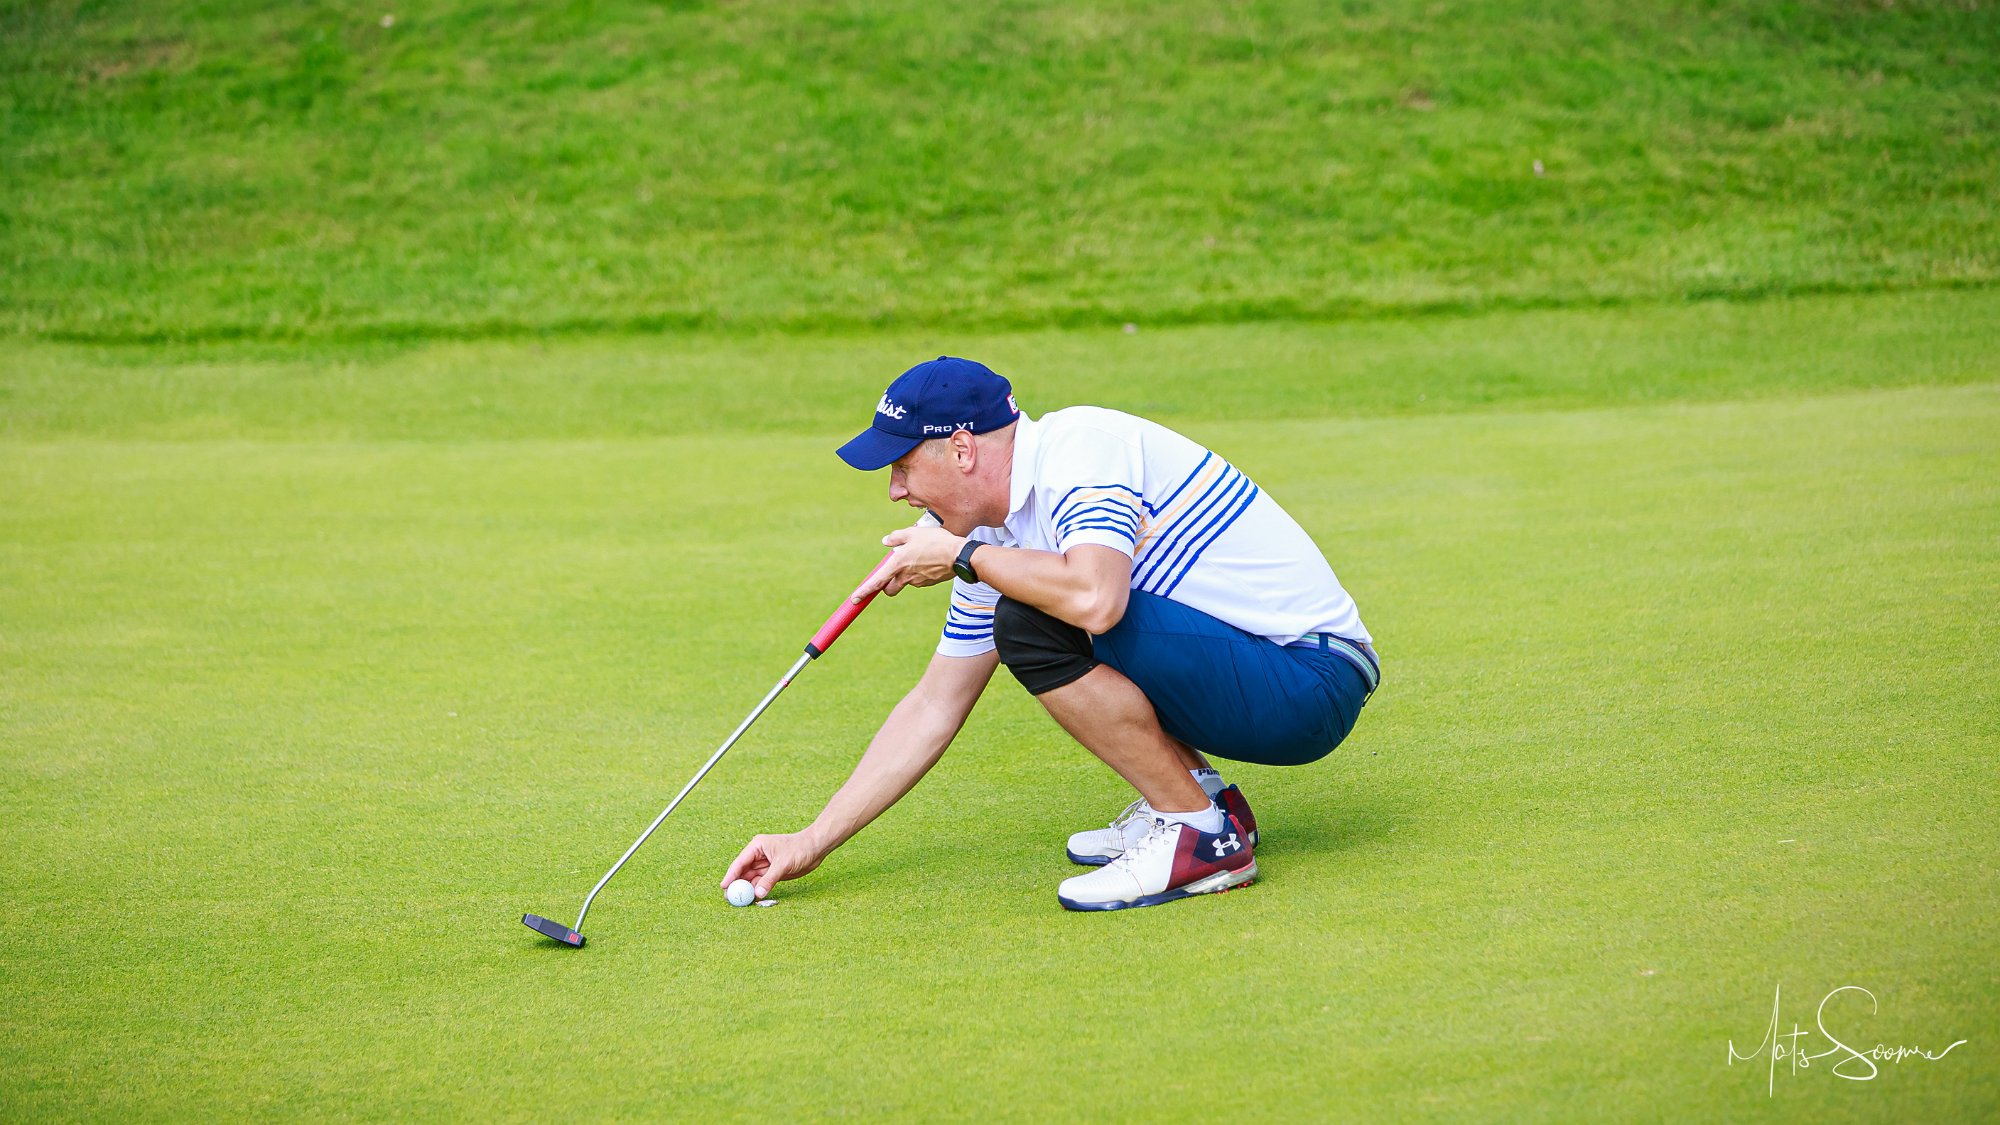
[
  {"xmin": 1065, "ymin": 828, "xmax": 1259, "ymax": 868},
  {"xmin": 1056, "ymin": 861, "xmax": 1258, "ymax": 912}
]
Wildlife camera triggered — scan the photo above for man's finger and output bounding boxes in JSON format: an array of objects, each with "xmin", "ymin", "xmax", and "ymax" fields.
[
  {"xmin": 722, "ymin": 840, "xmax": 766, "ymax": 887},
  {"xmin": 882, "ymin": 528, "xmax": 913, "ymax": 548},
  {"xmin": 753, "ymin": 855, "xmax": 790, "ymax": 899},
  {"xmin": 849, "ymin": 551, "xmax": 900, "ymax": 602}
]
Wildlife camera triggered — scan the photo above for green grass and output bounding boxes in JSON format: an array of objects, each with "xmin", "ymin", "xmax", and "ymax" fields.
[
  {"xmin": 5, "ymin": 287, "xmax": 1998, "ymax": 441},
  {"xmin": 4, "ymin": 0, "xmax": 1997, "ymax": 340},
  {"xmin": 4, "ymin": 0, "xmax": 1996, "ymax": 1115},
  {"xmin": 3, "ymin": 292, "xmax": 1996, "ymax": 1118}
]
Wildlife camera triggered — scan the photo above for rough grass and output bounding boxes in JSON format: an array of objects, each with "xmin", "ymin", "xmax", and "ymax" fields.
[
  {"xmin": 2, "ymin": 294, "xmax": 1995, "ymax": 1119},
  {"xmin": 3, "ymin": 0, "xmax": 1996, "ymax": 340}
]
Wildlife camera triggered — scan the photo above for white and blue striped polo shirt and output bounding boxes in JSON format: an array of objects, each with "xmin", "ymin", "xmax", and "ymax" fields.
[{"xmin": 939, "ymin": 407, "xmax": 1369, "ymax": 656}]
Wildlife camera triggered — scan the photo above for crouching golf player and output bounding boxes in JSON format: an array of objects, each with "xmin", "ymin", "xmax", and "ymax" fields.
[{"xmin": 722, "ymin": 356, "xmax": 1377, "ymax": 911}]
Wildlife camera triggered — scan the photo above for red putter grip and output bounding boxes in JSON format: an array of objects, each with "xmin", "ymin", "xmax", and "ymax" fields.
[{"xmin": 805, "ymin": 550, "xmax": 900, "ymax": 657}]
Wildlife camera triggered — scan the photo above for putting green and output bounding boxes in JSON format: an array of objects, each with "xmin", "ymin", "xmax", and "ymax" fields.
[{"xmin": 2, "ymin": 302, "xmax": 1993, "ymax": 1116}]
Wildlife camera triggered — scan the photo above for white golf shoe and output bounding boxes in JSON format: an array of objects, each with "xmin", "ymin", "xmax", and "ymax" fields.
[
  {"xmin": 1056, "ymin": 813, "xmax": 1257, "ymax": 911},
  {"xmin": 1066, "ymin": 785, "xmax": 1260, "ymax": 866},
  {"xmin": 1064, "ymin": 798, "xmax": 1156, "ymax": 866}
]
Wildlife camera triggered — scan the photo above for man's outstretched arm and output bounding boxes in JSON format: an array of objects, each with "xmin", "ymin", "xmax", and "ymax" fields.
[{"xmin": 720, "ymin": 648, "xmax": 999, "ymax": 897}]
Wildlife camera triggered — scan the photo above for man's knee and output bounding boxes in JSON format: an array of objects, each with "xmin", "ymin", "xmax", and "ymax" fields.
[{"xmin": 992, "ymin": 597, "xmax": 1097, "ymax": 696}]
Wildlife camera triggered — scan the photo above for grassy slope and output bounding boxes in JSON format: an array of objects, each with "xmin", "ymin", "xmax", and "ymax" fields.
[
  {"xmin": 2, "ymin": 298, "xmax": 1996, "ymax": 1118},
  {"xmin": 4, "ymin": 0, "xmax": 1996, "ymax": 339}
]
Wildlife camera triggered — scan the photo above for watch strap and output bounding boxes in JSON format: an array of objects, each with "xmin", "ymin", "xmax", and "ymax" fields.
[{"xmin": 953, "ymin": 539, "xmax": 983, "ymax": 583}]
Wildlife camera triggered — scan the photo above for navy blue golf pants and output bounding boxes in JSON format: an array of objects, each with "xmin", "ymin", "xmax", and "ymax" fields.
[{"xmin": 992, "ymin": 591, "xmax": 1374, "ymax": 767}]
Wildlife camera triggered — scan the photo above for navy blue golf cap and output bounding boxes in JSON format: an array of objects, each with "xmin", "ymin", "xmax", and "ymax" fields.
[{"xmin": 836, "ymin": 357, "xmax": 1020, "ymax": 470}]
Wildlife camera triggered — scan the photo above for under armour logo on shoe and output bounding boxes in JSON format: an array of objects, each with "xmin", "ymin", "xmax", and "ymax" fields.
[{"xmin": 1212, "ymin": 833, "xmax": 1241, "ymax": 857}]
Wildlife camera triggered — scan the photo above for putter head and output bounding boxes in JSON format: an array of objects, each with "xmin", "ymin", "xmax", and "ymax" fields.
[{"xmin": 522, "ymin": 913, "xmax": 585, "ymax": 947}]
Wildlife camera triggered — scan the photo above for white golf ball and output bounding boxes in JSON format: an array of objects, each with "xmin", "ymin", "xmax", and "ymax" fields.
[{"xmin": 725, "ymin": 879, "xmax": 757, "ymax": 908}]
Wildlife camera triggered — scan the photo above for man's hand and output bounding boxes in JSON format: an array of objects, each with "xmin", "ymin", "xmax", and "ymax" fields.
[
  {"xmin": 850, "ymin": 526, "xmax": 965, "ymax": 601},
  {"xmin": 721, "ymin": 831, "xmax": 827, "ymax": 900}
]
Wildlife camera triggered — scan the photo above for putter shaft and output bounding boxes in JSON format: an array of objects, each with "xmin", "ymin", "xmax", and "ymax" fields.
[
  {"xmin": 538, "ymin": 513, "xmax": 933, "ymax": 944},
  {"xmin": 573, "ymin": 650, "xmax": 814, "ymax": 933}
]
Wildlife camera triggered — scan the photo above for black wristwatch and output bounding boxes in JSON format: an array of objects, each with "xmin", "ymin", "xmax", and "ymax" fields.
[{"xmin": 952, "ymin": 539, "xmax": 984, "ymax": 583}]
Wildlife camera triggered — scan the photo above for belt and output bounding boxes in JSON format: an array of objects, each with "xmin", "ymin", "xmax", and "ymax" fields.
[{"xmin": 1288, "ymin": 632, "xmax": 1380, "ymax": 695}]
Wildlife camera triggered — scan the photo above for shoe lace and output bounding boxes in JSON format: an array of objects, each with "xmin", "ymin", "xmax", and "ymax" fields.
[
  {"xmin": 1111, "ymin": 817, "xmax": 1179, "ymax": 868},
  {"xmin": 1107, "ymin": 798, "xmax": 1151, "ymax": 831}
]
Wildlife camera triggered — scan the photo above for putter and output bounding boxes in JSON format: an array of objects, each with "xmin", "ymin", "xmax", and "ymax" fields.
[{"xmin": 524, "ymin": 513, "xmax": 938, "ymax": 947}]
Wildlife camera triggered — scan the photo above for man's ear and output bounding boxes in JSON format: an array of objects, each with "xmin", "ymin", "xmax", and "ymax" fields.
[{"xmin": 953, "ymin": 430, "xmax": 978, "ymax": 471}]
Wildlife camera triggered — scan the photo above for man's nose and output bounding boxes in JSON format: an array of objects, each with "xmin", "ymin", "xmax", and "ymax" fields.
[{"xmin": 888, "ymin": 480, "xmax": 907, "ymax": 502}]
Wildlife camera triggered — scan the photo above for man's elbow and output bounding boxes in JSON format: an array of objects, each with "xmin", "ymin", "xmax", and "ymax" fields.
[{"xmin": 1075, "ymin": 587, "xmax": 1130, "ymax": 635}]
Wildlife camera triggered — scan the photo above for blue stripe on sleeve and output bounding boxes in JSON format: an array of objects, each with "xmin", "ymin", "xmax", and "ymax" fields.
[
  {"xmin": 1053, "ymin": 482, "xmax": 1143, "ymax": 516},
  {"xmin": 1059, "ymin": 519, "xmax": 1141, "ymax": 545},
  {"xmin": 1060, "ymin": 516, "xmax": 1141, "ymax": 542},
  {"xmin": 1056, "ymin": 500, "xmax": 1141, "ymax": 534},
  {"xmin": 1053, "ymin": 492, "xmax": 1141, "ymax": 535},
  {"xmin": 943, "ymin": 570, "xmax": 1000, "ymax": 646}
]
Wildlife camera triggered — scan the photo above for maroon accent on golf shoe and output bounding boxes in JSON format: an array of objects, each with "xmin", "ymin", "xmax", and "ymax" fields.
[
  {"xmin": 1168, "ymin": 813, "xmax": 1256, "ymax": 887},
  {"xmin": 1217, "ymin": 785, "xmax": 1259, "ymax": 847}
]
